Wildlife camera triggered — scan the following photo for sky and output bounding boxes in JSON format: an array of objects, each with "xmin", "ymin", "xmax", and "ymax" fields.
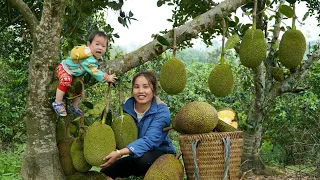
[{"xmin": 105, "ymin": 0, "xmax": 320, "ymax": 52}]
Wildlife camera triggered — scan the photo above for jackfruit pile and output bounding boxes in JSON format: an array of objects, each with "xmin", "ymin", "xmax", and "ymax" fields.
[
  {"xmin": 208, "ymin": 63, "xmax": 234, "ymax": 97},
  {"xmin": 160, "ymin": 55, "xmax": 187, "ymax": 95},
  {"xmin": 278, "ymin": 29, "xmax": 306, "ymax": 69},
  {"xmin": 239, "ymin": 29, "xmax": 267, "ymax": 68},
  {"xmin": 173, "ymin": 101, "xmax": 219, "ymax": 134},
  {"xmin": 56, "ymin": 109, "xmax": 138, "ymax": 178}
]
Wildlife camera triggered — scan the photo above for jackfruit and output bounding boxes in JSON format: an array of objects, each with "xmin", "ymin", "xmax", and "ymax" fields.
[
  {"xmin": 173, "ymin": 101, "xmax": 219, "ymax": 134},
  {"xmin": 216, "ymin": 108, "xmax": 238, "ymax": 131},
  {"xmin": 160, "ymin": 55, "xmax": 187, "ymax": 94},
  {"xmin": 215, "ymin": 119, "xmax": 238, "ymax": 132},
  {"xmin": 58, "ymin": 137, "xmax": 77, "ymax": 176},
  {"xmin": 84, "ymin": 121, "xmax": 116, "ymax": 166},
  {"xmin": 70, "ymin": 137, "xmax": 92, "ymax": 172},
  {"xmin": 240, "ymin": 29, "xmax": 267, "ymax": 68},
  {"xmin": 208, "ymin": 64, "xmax": 234, "ymax": 97},
  {"xmin": 144, "ymin": 154, "xmax": 184, "ymax": 180},
  {"xmin": 278, "ymin": 29, "xmax": 306, "ymax": 69},
  {"xmin": 56, "ymin": 118, "xmax": 66, "ymax": 143},
  {"xmin": 111, "ymin": 113, "xmax": 138, "ymax": 149},
  {"xmin": 272, "ymin": 67, "xmax": 284, "ymax": 81}
]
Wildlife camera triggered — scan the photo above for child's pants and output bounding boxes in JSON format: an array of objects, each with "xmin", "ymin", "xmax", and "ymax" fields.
[{"xmin": 56, "ymin": 64, "xmax": 72, "ymax": 92}]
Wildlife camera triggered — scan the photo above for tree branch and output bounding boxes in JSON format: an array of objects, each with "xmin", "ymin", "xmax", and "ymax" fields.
[
  {"xmin": 266, "ymin": 47, "xmax": 320, "ymax": 103},
  {"xmin": 8, "ymin": 0, "xmax": 38, "ymax": 34},
  {"xmin": 100, "ymin": 0, "xmax": 249, "ymax": 74}
]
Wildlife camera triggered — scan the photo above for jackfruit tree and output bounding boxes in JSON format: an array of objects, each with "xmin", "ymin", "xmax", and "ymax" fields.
[{"xmin": 3, "ymin": 0, "xmax": 320, "ymax": 179}]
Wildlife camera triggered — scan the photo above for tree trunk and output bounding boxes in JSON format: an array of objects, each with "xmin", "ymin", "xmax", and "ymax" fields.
[{"xmin": 16, "ymin": 0, "xmax": 67, "ymax": 179}]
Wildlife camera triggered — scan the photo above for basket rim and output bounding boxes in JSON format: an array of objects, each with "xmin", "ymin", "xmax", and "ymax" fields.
[{"xmin": 178, "ymin": 131, "xmax": 244, "ymax": 138}]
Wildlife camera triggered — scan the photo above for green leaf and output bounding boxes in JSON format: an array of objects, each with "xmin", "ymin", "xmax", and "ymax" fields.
[
  {"xmin": 129, "ymin": 11, "xmax": 133, "ymax": 17},
  {"xmin": 279, "ymin": 5, "xmax": 294, "ymax": 18},
  {"xmin": 285, "ymin": 0, "xmax": 296, "ymax": 4},
  {"xmin": 156, "ymin": 35, "xmax": 171, "ymax": 46},
  {"xmin": 83, "ymin": 101, "xmax": 94, "ymax": 109},
  {"xmin": 84, "ymin": 73, "xmax": 91, "ymax": 84},
  {"xmin": 302, "ymin": 11, "xmax": 309, "ymax": 21},
  {"xmin": 225, "ymin": 34, "xmax": 240, "ymax": 50}
]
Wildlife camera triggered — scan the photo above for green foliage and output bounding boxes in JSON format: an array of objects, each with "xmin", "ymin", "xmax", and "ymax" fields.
[{"xmin": 0, "ymin": 145, "xmax": 24, "ymax": 180}]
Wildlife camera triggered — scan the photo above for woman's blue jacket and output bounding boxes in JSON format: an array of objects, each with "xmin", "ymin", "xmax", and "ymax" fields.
[{"xmin": 123, "ymin": 96, "xmax": 176, "ymax": 158}]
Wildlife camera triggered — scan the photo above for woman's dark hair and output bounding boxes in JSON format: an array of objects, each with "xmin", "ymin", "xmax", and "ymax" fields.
[
  {"xmin": 88, "ymin": 31, "xmax": 108, "ymax": 48},
  {"xmin": 132, "ymin": 71, "xmax": 157, "ymax": 95}
]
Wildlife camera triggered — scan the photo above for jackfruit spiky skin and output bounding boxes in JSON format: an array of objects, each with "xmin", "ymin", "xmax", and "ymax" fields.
[
  {"xmin": 160, "ymin": 56, "xmax": 187, "ymax": 95},
  {"xmin": 70, "ymin": 137, "xmax": 92, "ymax": 172},
  {"xmin": 173, "ymin": 101, "xmax": 219, "ymax": 134},
  {"xmin": 111, "ymin": 113, "xmax": 138, "ymax": 149},
  {"xmin": 240, "ymin": 29, "xmax": 267, "ymax": 68},
  {"xmin": 58, "ymin": 137, "xmax": 77, "ymax": 176},
  {"xmin": 279, "ymin": 29, "xmax": 306, "ymax": 69},
  {"xmin": 215, "ymin": 119, "xmax": 238, "ymax": 132},
  {"xmin": 144, "ymin": 154, "xmax": 184, "ymax": 180},
  {"xmin": 84, "ymin": 121, "xmax": 116, "ymax": 166},
  {"xmin": 272, "ymin": 67, "xmax": 284, "ymax": 81},
  {"xmin": 208, "ymin": 64, "xmax": 234, "ymax": 97},
  {"xmin": 56, "ymin": 118, "xmax": 66, "ymax": 143}
]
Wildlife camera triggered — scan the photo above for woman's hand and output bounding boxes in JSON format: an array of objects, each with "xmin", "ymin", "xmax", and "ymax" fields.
[{"xmin": 100, "ymin": 150, "xmax": 121, "ymax": 168}]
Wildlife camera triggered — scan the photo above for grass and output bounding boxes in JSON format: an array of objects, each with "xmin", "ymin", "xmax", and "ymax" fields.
[{"xmin": 0, "ymin": 144, "xmax": 25, "ymax": 180}]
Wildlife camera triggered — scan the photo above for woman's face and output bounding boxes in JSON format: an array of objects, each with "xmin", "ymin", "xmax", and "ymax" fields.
[{"xmin": 133, "ymin": 75, "xmax": 154, "ymax": 106}]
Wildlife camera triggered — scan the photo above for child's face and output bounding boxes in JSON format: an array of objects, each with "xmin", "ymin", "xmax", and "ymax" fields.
[{"xmin": 87, "ymin": 35, "xmax": 108, "ymax": 59}]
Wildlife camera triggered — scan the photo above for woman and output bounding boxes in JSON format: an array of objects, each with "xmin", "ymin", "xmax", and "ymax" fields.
[{"xmin": 100, "ymin": 71, "xmax": 176, "ymax": 179}]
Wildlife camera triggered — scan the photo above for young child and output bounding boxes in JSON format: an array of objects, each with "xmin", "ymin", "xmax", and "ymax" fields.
[{"xmin": 52, "ymin": 31, "xmax": 117, "ymax": 116}]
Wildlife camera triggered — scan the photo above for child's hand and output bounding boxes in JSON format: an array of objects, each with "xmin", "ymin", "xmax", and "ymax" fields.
[{"xmin": 106, "ymin": 73, "xmax": 117, "ymax": 83}]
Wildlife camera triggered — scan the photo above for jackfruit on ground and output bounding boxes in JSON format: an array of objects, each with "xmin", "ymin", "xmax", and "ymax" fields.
[
  {"xmin": 58, "ymin": 137, "xmax": 77, "ymax": 176},
  {"xmin": 208, "ymin": 63, "xmax": 234, "ymax": 97},
  {"xmin": 70, "ymin": 137, "xmax": 92, "ymax": 172},
  {"xmin": 279, "ymin": 29, "xmax": 306, "ymax": 69},
  {"xmin": 160, "ymin": 56, "xmax": 187, "ymax": 95},
  {"xmin": 84, "ymin": 121, "xmax": 116, "ymax": 166},
  {"xmin": 111, "ymin": 113, "xmax": 138, "ymax": 149},
  {"xmin": 144, "ymin": 154, "xmax": 184, "ymax": 180},
  {"xmin": 240, "ymin": 29, "xmax": 267, "ymax": 68},
  {"xmin": 173, "ymin": 101, "xmax": 219, "ymax": 134}
]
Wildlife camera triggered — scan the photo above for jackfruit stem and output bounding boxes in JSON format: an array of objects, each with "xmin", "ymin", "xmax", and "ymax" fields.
[
  {"xmin": 292, "ymin": 3, "xmax": 296, "ymax": 30},
  {"xmin": 252, "ymin": 0, "xmax": 257, "ymax": 30},
  {"xmin": 220, "ymin": 18, "xmax": 226, "ymax": 65},
  {"xmin": 102, "ymin": 83, "xmax": 112, "ymax": 125},
  {"xmin": 79, "ymin": 80, "xmax": 85, "ymax": 140},
  {"xmin": 119, "ymin": 80, "xmax": 124, "ymax": 117},
  {"xmin": 172, "ymin": 28, "xmax": 177, "ymax": 56}
]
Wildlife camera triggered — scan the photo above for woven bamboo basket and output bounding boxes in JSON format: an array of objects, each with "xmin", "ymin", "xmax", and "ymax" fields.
[{"xmin": 178, "ymin": 131, "xmax": 244, "ymax": 180}]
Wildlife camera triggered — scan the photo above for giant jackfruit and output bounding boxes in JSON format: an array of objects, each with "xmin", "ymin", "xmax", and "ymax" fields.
[
  {"xmin": 279, "ymin": 29, "xmax": 306, "ymax": 69},
  {"xmin": 58, "ymin": 137, "xmax": 77, "ymax": 176},
  {"xmin": 144, "ymin": 154, "xmax": 184, "ymax": 180},
  {"xmin": 70, "ymin": 137, "xmax": 92, "ymax": 172},
  {"xmin": 160, "ymin": 55, "xmax": 187, "ymax": 95},
  {"xmin": 84, "ymin": 121, "xmax": 116, "ymax": 166},
  {"xmin": 240, "ymin": 29, "xmax": 267, "ymax": 68},
  {"xmin": 173, "ymin": 101, "xmax": 219, "ymax": 134},
  {"xmin": 208, "ymin": 63, "xmax": 234, "ymax": 97},
  {"xmin": 111, "ymin": 113, "xmax": 138, "ymax": 149}
]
